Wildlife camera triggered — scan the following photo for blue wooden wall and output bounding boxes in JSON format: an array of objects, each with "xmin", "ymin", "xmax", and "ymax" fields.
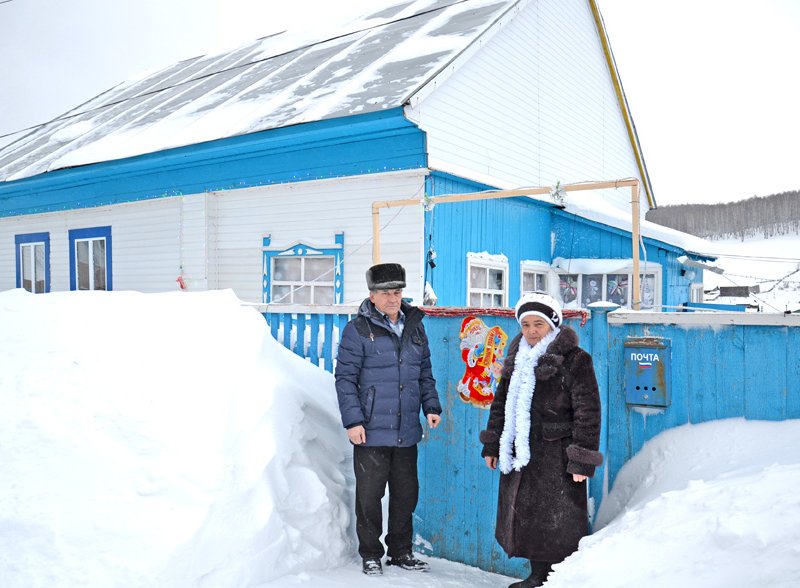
[
  {"xmin": 415, "ymin": 310, "xmax": 799, "ymax": 579},
  {"xmin": 604, "ymin": 320, "xmax": 800, "ymax": 492},
  {"xmin": 415, "ymin": 312, "xmax": 595, "ymax": 579},
  {"xmin": 424, "ymin": 172, "xmax": 554, "ymax": 307}
]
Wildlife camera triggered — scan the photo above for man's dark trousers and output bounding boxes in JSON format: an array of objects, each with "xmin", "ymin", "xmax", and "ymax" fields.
[{"xmin": 353, "ymin": 444, "xmax": 418, "ymax": 559}]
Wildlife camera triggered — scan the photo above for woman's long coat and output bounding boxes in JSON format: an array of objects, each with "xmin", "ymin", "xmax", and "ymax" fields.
[{"xmin": 480, "ymin": 326, "xmax": 602, "ymax": 564}]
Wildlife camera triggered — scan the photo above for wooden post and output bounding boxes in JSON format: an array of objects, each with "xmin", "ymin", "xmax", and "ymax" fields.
[
  {"xmin": 631, "ymin": 182, "xmax": 641, "ymax": 310},
  {"xmin": 371, "ymin": 202, "xmax": 382, "ymax": 264}
]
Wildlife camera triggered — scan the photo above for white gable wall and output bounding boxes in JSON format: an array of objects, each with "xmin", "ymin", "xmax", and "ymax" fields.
[{"xmin": 405, "ymin": 0, "xmax": 642, "ymax": 211}]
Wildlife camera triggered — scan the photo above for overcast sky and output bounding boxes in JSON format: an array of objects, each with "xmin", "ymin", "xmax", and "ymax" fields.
[{"xmin": 1, "ymin": 0, "xmax": 798, "ymax": 206}]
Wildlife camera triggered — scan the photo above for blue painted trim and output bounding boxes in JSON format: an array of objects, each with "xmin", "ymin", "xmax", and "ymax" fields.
[
  {"xmin": 14, "ymin": 232, "xmax": 50, "ymax": 292},
  {"xmin": 262, "ymin": 233, "xmax": 344, "ymax": 303},
  {"xmin": 0, "ymin": 109, "xmax": 427, "ymax": 217},
  {"xmin": 68, "ymin": 226, "xmax": 113, "ymax": 291}
]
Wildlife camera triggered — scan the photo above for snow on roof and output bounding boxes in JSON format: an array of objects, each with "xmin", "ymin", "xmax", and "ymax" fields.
[{"xmin": 0, "ymin": 0, "xmax": 517, "ymax": 182}]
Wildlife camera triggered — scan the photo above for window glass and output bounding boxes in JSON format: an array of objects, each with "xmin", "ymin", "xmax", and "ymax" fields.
[
  {"xmin": 581, "ymin": 274, "xmax": 603, "ymax": 305},
  {"xmin": 273, "ymin": 284, "xmax": 291, "ymax": 303},
  {"xmin": 522, "ymin": 272, "xmax": 536, "ymax": 292},
  {"xmin": 273, "ymin": 257, "xmax": 301, "ymax": 281},
  {"xmin": 21, "ymin": 245, "xmax": 32, "ymax": 292},
  {"xmin": 470, "ymin": 266, "xmax": 487, "ymax": 289},
  {"xmin": 305, "ymin": 257, "xmax": 332, "ymax": 281},
  {"xmin": 560, "ymin": 274, "xmax": 578, "ymax": 304},
  {"xmin": 93, "ymin": 239, "xmax": 106, "ymax": 291},
  {"xmin": 316, "ymin": 286, "xmax": 334, "ymax": 305},
  {"xmin": 489, "ymin": 268, "xmax": 503, "ymax": 290},
  {"xmin": 34, "ymin": 244, "xmax": 45, "ymax": 293},
  {"xmin": 640, "ymin": 274, "xmax": 656, "ymax": 308},
  {"xmin": 491, "ymin": 293, "xmax": 503, "ymax": 307},
  {"xmin": 77, "ymin": 241, "xmax": 90, "ymax": 290},
  {"xmin": 607, "ymin": 274, "xmax": 628, "ymax": 305},
  {"xmin": 293, "ymin": 285, "xmax": 311, "ymax": 304},
  {"xmin": 469, "ymin": 292, "xmax": 481, "ymax": 306}
]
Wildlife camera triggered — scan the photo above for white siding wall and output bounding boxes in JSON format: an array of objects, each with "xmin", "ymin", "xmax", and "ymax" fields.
[
  {"xmin": 211, "ymin": 171, "xmax": 427, "ymax": 304},
  {"xmin": 406, "ymin": 0, "xmax": 642, "ymax": 211},
  {"xmin": 180, "ymin": 194, "xmax": 210, "ymax": 291},
  {"xmin": 0, "ymin": 199, "xmax": 183, "ymax": 293},
  {"xmin": 1, "ymin": 171, "xmax": 427, "ymax": 304}
]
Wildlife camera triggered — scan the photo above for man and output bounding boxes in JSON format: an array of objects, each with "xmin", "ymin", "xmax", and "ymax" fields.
[{"xmin": 335, "ymin": 263, "xmax": 443, "ymax": 576}]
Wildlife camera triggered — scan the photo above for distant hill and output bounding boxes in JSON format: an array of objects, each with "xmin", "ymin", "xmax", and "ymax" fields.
[{"xmin": 646, "ymin": 190, "xmax": 800, "ymax": 240}]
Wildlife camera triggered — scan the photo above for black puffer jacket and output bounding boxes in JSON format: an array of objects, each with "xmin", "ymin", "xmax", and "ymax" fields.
[
  {"xmin": 480, "ymin": 326, "xmax": 602, "ymax": 563},
  {"xmin": 335, "ymin": 299, "xmax": 441, "ymax": 447}
]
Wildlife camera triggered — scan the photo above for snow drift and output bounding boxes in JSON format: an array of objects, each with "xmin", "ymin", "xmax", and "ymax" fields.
[{"xmin": 0, "ymin": 289, "xmax": 354, "ymax": 587}]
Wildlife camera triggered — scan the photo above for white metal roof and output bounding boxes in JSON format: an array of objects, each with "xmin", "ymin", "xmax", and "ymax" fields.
[{"xmin": 0, "ymin": 0, "xmax": 517, "ymax": 182}]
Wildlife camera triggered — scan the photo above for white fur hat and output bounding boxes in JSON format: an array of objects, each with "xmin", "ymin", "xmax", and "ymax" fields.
[{"xmin": 514, "ymin": 292, "xmax": 563, "ymax": 330}]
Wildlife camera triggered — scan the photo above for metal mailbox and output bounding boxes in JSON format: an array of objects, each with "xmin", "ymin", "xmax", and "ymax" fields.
[{"xmin": 624, "ymin": 337, "xmax": 671, "ymax": 407}]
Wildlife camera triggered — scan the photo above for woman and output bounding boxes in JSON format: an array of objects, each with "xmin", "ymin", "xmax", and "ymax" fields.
[{"xmin": 480, "ymin": 292, "xmax": 602, "ymax": 587}]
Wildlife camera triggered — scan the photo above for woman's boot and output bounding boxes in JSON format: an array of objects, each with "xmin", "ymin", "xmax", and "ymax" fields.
[{"xmin": 508, "ymin": 560, "xmax": 552, "ymax": 588}]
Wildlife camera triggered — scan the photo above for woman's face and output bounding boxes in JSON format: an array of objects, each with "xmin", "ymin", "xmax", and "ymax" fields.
[{"xmin": 520, "ymin": 315, "xmax": 552, "ymax": 346}]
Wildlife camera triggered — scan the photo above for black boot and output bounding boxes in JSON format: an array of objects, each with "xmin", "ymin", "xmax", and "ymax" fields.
[{"xmin": 508, "ymin": 560, "xmax": 552, "ymax": 588}]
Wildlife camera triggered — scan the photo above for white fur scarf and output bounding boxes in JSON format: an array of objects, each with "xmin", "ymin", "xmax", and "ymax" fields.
[{"xmin": 498, "ymin": 328, "xmax": 560, "ymax": 474}]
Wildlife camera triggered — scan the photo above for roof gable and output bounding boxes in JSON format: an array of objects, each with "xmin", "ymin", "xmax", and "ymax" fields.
[{"xmin": 0, "ymin": 0, "xmax": 516, "ymax": 183}]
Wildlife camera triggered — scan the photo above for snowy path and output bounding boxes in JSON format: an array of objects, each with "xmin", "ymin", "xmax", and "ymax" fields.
[{"xmin": 259, "ymin": 557, "xmax": 516, "ymax": 587}]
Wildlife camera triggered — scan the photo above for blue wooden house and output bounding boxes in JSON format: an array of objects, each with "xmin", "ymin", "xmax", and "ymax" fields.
[{"xmin": 0, "ymin": 0, "xmax": 714, "ymax": 310}]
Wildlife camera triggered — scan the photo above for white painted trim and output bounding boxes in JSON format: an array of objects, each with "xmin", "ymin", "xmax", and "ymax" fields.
[{"xmin": 608, "ymin": 310, "xmax": 800, "ymax": 327}]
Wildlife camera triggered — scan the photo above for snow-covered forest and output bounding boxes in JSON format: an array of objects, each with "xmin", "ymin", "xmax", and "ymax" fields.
[{"xmin": 646, "ymin": 190, "xmax": 800, "ymax": 239}]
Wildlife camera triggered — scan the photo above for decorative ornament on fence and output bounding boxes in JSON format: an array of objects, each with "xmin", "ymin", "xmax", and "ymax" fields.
[{"xmin": 457, "ymin": 316, "xmax": 508, "ymax": 408}]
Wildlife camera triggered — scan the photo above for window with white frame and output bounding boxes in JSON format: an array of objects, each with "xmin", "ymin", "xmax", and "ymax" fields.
[
  {"xmin": 15, "ymin": 232, "xmax": 50, "ymax": 293},
  {"xmin": 553, "ymin": 260, "xmax": 661, "ymax": 309},
  {"xmin": 468, "ymin": 257, "xmax": 508, "ymax": 308},
  {"xmin": 690, "ymin": 282, "xmax": 704, "ymax": 303},
  {"xmin": 271, "ymin": 256, "xmax": 335, "ymax": 304},
  {"xmin": 261, "ymin": 234, "xmax": 344, "ymax": 305},
  {"xmin": 69, "ymin": 226, "xmax": 112, "ymax": 291},
  {"xmin": 520, "ymin": 261, "xmax": 549, "ymax": 297}
]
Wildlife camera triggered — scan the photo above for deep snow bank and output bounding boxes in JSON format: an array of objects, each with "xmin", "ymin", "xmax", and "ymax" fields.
[{"xmin": 0, "ymin": 289, "xmax": 353, "ymax": 587}]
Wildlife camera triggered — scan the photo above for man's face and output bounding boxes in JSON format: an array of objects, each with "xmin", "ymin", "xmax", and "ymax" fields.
[{"xmin": 369, "ymin": 289, "xmax": 403, "ymax": 320}]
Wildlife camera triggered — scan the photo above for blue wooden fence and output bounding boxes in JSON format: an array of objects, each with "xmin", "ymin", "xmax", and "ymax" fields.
[
  {"xmin": 257, "ymin": 302, "xmax": 800, "ymax": 579},
  {"xmin": 257, "ymin": 303, "xmax": 359, "ymax": 373}
]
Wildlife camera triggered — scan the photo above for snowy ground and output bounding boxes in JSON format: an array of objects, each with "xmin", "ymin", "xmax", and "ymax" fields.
[{"xmin": 1, "ymin": 288, "xmax": 799, "ymax": 587}]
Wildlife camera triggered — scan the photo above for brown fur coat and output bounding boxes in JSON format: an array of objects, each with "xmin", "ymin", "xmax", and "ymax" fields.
[{"xmin": 480, "ymin": 326, "xmax": 602, "ymax": 563}]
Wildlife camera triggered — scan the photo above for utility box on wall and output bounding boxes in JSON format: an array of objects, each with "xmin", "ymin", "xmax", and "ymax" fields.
[{"xmin": 624, "ymin": 337, "xmax": 671, "ymax": 407}]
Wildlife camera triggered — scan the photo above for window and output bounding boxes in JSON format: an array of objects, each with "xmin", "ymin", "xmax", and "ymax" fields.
[
  {"xmin": 262, "ymin": 233, "xmax": 344, "ymax": 304},
  {"xmin": 69, "ymin": 226, "xmax": 112, "ymax": 291},
  {"xmin": 467, "ymin": 257, "xmax": 507, "ymax": 308},
  {"xmin": 15, "ymin": 232, "xmax": 50, "ymax": 293},
  {"xmin": 272, "ymin": 256, "xmax": 335, "ymax": 304},
  {"xmin": 521, "ymin": 261, "xmax": 549, "ymax": 297},
  {"xmin": 690, "ymin": 283, "xmax": 703, "ymax": 303},
  {"xmin": 552, "ymin": 259, "xmax": 661, "ymax": 309}
]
